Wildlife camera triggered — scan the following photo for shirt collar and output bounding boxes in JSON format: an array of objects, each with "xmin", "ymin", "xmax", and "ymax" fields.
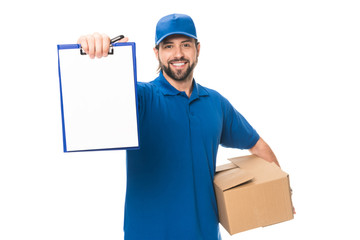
[{"xmin": 155, "ymin": 71, "xmax": 209, "ymax": 98}]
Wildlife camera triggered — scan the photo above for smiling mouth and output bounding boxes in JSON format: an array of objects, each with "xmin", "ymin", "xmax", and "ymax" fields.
[
  {"xmin": 172, "ymin": 62, "xmax": 185, "ymax": 66},
  {"xmin": 170, "ymin": 61, "xmax": 188, "ymax": 68}
]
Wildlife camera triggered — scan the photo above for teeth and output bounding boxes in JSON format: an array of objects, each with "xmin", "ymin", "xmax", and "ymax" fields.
[{"xmin": 172, "ymin": 62, "xmax": 185, "ymax": 66}]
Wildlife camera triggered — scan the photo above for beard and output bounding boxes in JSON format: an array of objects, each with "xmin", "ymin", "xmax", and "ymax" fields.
[{"xmin": 159, "ymin": 57, "xmax": 197, "ymax": 82}]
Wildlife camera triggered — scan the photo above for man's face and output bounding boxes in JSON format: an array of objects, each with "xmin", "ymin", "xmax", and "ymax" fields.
[{"xmin": 155, "ymin": 35, "xmax": 200, "ymax": 82}]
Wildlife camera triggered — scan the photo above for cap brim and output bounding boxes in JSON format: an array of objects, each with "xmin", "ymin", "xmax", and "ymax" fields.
[{"xmin": 156, "ymin": 32, "xmax": 197, "ymax": 45}]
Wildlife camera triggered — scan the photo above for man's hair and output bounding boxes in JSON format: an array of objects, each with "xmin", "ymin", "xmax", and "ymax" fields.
[{"xmin": 155, "ymin": 39, "xmax": 199, "ymax": 73}]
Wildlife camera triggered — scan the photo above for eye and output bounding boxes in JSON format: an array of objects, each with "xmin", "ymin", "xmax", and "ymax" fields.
[
  {"xmin": 163, "ymin": 44, "xmax": 173, "ymax": 49},
  {"xmin": 183, "ymin": 43, "xmax": 191, "ymax": 48}
]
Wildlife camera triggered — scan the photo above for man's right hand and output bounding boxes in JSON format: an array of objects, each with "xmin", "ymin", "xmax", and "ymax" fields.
[{"xmin": 77, "ymin": 33, "xmax": 129, "ymax": 59}]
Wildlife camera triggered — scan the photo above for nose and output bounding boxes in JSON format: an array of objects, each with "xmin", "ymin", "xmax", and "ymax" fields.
[{"xmin": 173, "ymin": 45, "xmax": 184, "ymax": 59}]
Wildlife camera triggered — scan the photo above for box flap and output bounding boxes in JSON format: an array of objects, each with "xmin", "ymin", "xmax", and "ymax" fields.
[
  {"xmin": 228, "ymin": 155, "xmax": 288, "ymax": 184},
  {"xmin": 214, "ymin": 167, "xmax": 253, "ymax": 191},
  {"xmin": 216, "ymin": 162, "xmax": 237, "ymax": 173}
]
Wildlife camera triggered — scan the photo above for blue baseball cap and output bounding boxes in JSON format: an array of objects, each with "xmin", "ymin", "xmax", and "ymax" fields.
[{"xmin": 155, "ymin": 13, "xmax": 197, "ymax": 45}]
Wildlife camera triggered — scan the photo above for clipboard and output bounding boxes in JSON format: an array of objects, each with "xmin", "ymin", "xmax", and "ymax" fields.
[{"xmin": 57, "ymin": 41, "xmax": 139, "ymax": 152}]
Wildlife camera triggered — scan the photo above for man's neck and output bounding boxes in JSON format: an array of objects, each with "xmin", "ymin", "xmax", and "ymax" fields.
[{"xmin": 162, "ymin": 71, "xmax": 194, "ymax": 97}]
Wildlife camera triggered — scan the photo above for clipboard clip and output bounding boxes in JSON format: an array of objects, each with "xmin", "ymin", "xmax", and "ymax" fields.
[{"xmin": 80, "ymin": 35, "xmax": 125, "ymax": 55}]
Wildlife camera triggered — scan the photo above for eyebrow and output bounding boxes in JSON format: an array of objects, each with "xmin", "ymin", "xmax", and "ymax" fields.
[{"xmin": 162, "ymin": 39, "xmax": 193, "ymax": 45}]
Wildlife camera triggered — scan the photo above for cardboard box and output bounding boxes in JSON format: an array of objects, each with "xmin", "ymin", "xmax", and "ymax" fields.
[{"xmin": 214, "ymin": 155, "xmax": 294, "ymax": 235}]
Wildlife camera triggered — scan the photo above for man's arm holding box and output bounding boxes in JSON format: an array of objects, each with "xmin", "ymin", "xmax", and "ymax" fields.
[
  {"xmin": 249, "ymin": 137, "xmax": 280, "ymax": 167},
  {"xmin": 250, "ymin": 137, "xmax": 296, "ymax": 214}
]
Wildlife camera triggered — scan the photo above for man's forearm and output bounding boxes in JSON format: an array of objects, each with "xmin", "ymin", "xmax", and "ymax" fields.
[{"xmin": 249, "ymin": 137, "xmax": 280, "ymax": 167}]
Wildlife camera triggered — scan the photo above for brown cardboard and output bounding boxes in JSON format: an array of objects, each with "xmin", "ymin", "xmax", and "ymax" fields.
[{"xmin": 214, "ymin": 155, "xmax": 293, "ymax": 235}]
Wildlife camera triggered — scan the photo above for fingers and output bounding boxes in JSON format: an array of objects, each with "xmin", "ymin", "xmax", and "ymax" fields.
[
  {"xmin": 87, "ymin": 34, "xmax": 95, "ymax": 59},
  {"xmin": 77, "ymin": 35, "xmax": 89, "ymax": 54},
  {"xmin": 102, "ymin": 34, "xmax": 110, "ymax": 57},
  {"xmin": 77, "ymin": 33, "xmax": 116, "ymax": 59},
  {"xmin": 94, "ymin": 33, "xmax": 103, "ymax": 58}
]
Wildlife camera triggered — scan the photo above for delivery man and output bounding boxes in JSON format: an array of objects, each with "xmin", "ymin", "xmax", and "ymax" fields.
[{"xmin": 78, "ymin": 13, "xmax": 281, "ymax": 240}]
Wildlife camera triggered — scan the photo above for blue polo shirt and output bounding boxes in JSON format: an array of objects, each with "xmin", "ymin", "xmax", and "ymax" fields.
[{"xmin": 124, "ymin": 72, "xmax": 259, "ymax": 240}]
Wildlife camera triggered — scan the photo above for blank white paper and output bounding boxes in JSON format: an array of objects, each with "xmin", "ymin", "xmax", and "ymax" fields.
[{"xmin": 58, "ymin": 43, "xmax": 138, "ymax": 152}]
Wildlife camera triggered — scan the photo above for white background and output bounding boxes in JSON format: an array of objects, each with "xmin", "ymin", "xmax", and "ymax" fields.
[{"xmin": 0, "ymin": 0, "xmax": 359, "ymax": 239}]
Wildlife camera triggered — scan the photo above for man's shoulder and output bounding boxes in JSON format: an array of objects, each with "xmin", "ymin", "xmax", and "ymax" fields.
[
  {"xmin": 136, "ymin": 80, "xmax": 158, "ymax": 94},
  {"xmin": 197, "ymin": 83, "xmax": 224, "ymax": 99},
  {"xmin": 137, "ymin": 80, "xmax": 156, "ymax": 88},
  {"xmin": 197, "ymin": 83, "xmax": 235, "ymax": 111}
]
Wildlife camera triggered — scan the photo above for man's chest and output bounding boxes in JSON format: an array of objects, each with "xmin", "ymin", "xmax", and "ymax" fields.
[{"xmin": 141, "ymin": 95, "xmax": 223, "ymax": 145}]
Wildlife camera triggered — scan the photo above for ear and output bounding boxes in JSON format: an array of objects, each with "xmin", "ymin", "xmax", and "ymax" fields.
[
  {"xmin": 196, "ymin": 42, "xmax": 201, "ymax": 57},
  {"xmin": 153, "ymin": 47, "xmax": 159, "ymax": 60}
]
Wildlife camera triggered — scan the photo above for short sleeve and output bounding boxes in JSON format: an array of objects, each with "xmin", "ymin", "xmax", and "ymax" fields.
[
  {"xmin": 220, "ymin": 97, "xmax": 260, "ymax": 149},
  {"xmin": 135, "ymin": 82, "xmax": 150, "ymax": 121}
]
